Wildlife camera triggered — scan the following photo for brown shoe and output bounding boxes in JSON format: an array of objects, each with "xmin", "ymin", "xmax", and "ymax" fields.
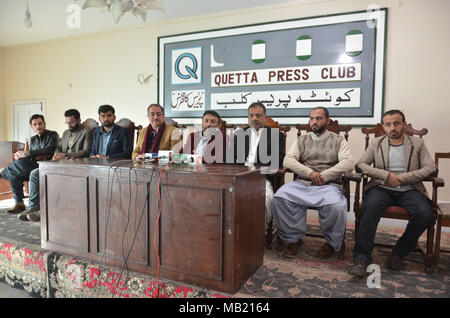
[
  {"xmin": 27, "ymin": 211, "xmax": 40, "ymax": 222},
  {"xmin": 282, "ymin": 239, "xmax": 304, "ymax": 259},
  {"xmin": 317, "ymin": 242, "xmax": 336, "ymax": 259},
  {"xmin": 386, "ymin": 249, "xmax": 405, "ymax": 271},
  {"xmin": 6, "ymin": 202, "xmax": 26, "ymax": 214}
]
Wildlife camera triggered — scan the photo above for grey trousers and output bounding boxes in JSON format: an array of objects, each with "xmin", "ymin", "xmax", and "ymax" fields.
[
  {"xmin": 272, "ymin": 181, "xmax": 348, "ymax": 251},
  {"xmin": 28, "ymin": 168, "xmax": 40, "ymax": 210}
]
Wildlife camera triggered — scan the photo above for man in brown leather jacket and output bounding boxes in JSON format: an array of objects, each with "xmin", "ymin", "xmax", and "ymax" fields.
[{"xmin": 348, "ymin": 109, "xmax": 437, "ymax": 277}]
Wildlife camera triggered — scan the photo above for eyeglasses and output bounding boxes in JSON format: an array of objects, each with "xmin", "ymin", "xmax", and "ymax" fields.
[{"xmin": 64, "ymin": 120, "xmax": 78, "ymax": 125}]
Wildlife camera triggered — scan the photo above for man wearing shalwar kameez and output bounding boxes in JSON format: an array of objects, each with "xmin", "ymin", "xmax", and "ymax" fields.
[{"xmin": 272, "ymin": 107, "xmax": 355, "ymax": 259}]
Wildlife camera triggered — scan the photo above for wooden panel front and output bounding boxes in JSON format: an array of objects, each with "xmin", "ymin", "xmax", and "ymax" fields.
[
  {"xmin": 39, "ymin": 160, "xmax": 265, "ymax": 293},
  {"xmin": 95, "ymin": 177, "xmax": 150, "ymax": 266},
  {"xmin": 44, "ymin": 173, "xmax": 90, "ymax": 253},
  {"xmin": 159, "ymin": 183, "xmax": 225, "ymax": 281}
]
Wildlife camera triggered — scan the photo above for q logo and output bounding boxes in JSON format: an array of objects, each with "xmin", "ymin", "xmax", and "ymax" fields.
[{"xmin": 171, "ymin": 47, "xmax": 202, "ymax": 85}]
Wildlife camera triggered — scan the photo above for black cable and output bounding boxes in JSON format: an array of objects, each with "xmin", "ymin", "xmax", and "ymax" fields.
[
  {"xmin": 112, "ymin": 166, "xmax": 154, "ymax": 298},
  {"xmin": 89, "ymin": 159, "xmax": 135, "ymax": 298},
  {"xmin": 89, "ymin": 160, "xmax": 120, "ymax": 298},
  {"xmin": 112, "ymin": 166, "xmax": 133, "ymax": 297}
]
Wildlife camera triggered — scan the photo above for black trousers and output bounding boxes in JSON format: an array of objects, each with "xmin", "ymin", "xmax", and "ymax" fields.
[
  {"xmin": 353, "ymin": 186, "xmax": 433, "ymax": 265},
  {"xmin": 0, "ymin": 157, "xmax": 38, "ymax": 203}
]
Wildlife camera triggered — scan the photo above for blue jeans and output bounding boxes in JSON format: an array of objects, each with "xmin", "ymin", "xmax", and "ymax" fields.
[
  {"xmin": 1, "ymin": 157, "xmax": 38, "ymax": 203},
  {"xmin": 28, "ymin": 168, "xmax": 40, "ymax": 210},
  {"xmin": 353, "ymin": 186, "xmax": 433, "ymax": 264}
]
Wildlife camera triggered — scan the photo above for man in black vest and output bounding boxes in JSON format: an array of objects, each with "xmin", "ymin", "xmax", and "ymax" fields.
[{"xmin": 230, "ymin": 102, "xmax": 285, "ymax": 232}]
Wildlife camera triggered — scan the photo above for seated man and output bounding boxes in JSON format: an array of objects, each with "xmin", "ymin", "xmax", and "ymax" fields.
[
  {"xmin": 133, "ymin": 104, "xmax": 181, "ymax": 160},
  {"xmin": 348, "ymin": 110, "xmax": 436, "ymax": 277},
  {"xmin": 0, "ymin": 114, "xmax": 59, "ymax": 214},
  {"xmin": 231, "ymin": 102, "xmax": 285, "ymax": 232},
  {"xmin": 272, "ymin": 107, "xmax": 355, "ymax": 259},
  {"xmin": 183, "ymin": 110, "xmax": 228, "ymax": 163},
  {"xmin": 19, "ymin": 109, "xmax": 93, "ymax": 222},
  {"xmin": 90, "ymin": 105, "xmax": 132, "ymax": 159}
]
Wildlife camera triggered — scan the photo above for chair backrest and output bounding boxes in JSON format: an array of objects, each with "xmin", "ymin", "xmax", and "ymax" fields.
[
  {"xmin": 116, "ymin": 118, "xmax": 142, "ymax": 147},
  {"xmin": 165, "ymin": 117, "xmax": 187, "ymax": 144},
  {"xmin": 219, "ymin": 119, "xmax": 239, "ymax": 136},
  {"xmin": 265, "ymin": 116, "xmax": 290, "ymax": 153},
  {"xmin": 435, "ymin": 152, "xmax": 450, "ymax": 168},
  {"xmin": 82, "ymin": 118, "xmax": 99, "ymax": 131},
  {"xmin": 361, "ymin": 123, "xmax": 428, "ymax": 150},
  {"xmin": 296, "ymin": 119, "xmax": 352, "ymax": 141}
]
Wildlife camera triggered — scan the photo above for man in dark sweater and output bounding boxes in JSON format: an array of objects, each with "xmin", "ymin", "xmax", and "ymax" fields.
[{"xmin": 0, "ymin": 114, "xmax": 59, "ymax": 213}]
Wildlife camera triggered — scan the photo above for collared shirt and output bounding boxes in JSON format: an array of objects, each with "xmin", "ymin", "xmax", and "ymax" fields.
[
  {"xmin": 379, "ymin": 143, "xmax": 414, "ymax": 192},
  {"xmin": 28, "ymin": 129, "xmax": 59, "ymax": 159},
  {"xmin": 195, "ymin": 134, "xmax": 210, "ymax": 156},
  {"xmin": 145, "ymin": 130, "xmax": 158, "ymax": 153},
  {"xmin": 311, "ymin": 130, "xmax": 329, "ymax": 140},
  {"xmin": 245, "ymin": 127, "xmax": 263, "ymax": 166},
  {"xmin": 99, "ymin": 126, "xmax": 114, "ymax": 156}
]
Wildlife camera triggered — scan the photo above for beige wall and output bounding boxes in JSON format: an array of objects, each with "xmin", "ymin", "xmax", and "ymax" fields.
[
  {"xmin": 2, "ymin": 0, "xmax": 450, "ymax": 199},
  {"xmin": 0, "ymin": 47, "xmax": 5, "ymax": 141}
]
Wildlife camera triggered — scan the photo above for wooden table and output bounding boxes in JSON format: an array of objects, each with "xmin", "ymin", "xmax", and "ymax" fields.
[{"xmin": 39, "ymin": 159, "xmax": 266, "ymax": 293}]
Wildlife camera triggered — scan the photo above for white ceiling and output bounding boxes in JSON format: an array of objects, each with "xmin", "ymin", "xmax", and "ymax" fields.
[{"xmin": 0, "ymin": 0, "xmax": 298, "ymax": 47}]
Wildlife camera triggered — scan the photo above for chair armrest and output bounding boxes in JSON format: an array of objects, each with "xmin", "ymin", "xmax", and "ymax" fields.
[
  {"xmin": 35, "ymin": 154, "xmax": 53, "ymax": 161},
  {"xmin": 342, "ymin": 172, "xmax": 362, "ymax": 182},
  {"xmin": 425, "ymin": 176, "xmax": 444, "ymax": 188}
]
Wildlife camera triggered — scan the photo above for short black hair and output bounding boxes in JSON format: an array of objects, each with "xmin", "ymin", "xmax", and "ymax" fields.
[
  {"xmin": 311, "ymin": 107, "xmax": 329, "ymax": 119},
  {"xmin": 382, "ymin": 109, "xmax": 405, "ymax": 123},
  {"xmin": 64, "ymin": 109, "xmax": 80, "ymax": 119},
  {"xmin": 202, "ymin": 110, "xmax": 221, "ymax": 122},
  {"xmin": 98, "ymin": 104, "xmax": 115, "ymax": 115},
  {"xmin": 29, "ymin": 114, "xmax": 45, "ymax": 125},
  {"xmin": 147, "ymin": 104, "xmax": 164, "ymax": 114},
  {"xmin": 248, "ymin": 102, "xmax": 266, "ymax": 114}
]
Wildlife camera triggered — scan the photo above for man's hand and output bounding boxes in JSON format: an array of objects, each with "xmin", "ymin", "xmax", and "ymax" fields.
[
  {"xmin": 52, "ymin": 153, "xmax": 66, "ymax": 161},
  {"xmin": 90, "ymin": 154, "xmax": 109, "ymax": 159},
  {"xmin": 385, "ymin": 172, "xmax": 404, "ymax": 187},
  {"xmin": 134, "ymin": 154, "xmax": 145, "ymax": 161},
  {"xmin": 13, "ymin": 151, "xmax": 26, "ymax": 160},
  {"xmin": 309, "ymin": 171, "xmax": 326, "ymax": 186}
]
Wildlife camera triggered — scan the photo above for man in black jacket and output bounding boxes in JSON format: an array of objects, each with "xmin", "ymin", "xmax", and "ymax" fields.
[
  {"xmin": 0, "ymin": 114, "xmax": 59, "ymax": 213},
  {"xmin": 230, "ymin": 102, "xmax": 285, "ymax": 231}
]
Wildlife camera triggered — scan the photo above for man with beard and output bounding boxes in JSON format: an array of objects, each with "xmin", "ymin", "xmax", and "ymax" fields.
[
  {"xmin": 19, "ymin": 109, "xmax": 93, "ymax": 222},
  {"xmin": 271, "ymin": 107, "xmax": 355, "ymax": 259},
  {"xmin": 0, "ymin": 114, "xmax": 59, "ymax": 215},
  {"xmin": 90, "ymin": 105, "xmax": 132, "ymax": 159},
  {"xmin": 133, "ymin": 104, "xmax": 181, "ymax": 160},
  {"xmin": 231, "ymin": 102, "xmax": 285, "ymax": 235},
  {"xmin": 183, "ymin": 110, "xmax": 228, "ymax": 163},
  {"xmin": 348, "ymin": 109, "xmax": 436, "ymax": 277}
]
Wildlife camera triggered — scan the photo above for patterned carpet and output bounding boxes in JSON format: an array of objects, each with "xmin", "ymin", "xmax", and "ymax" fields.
[{"xmin": 0, "ymin": 203, "xmax": 449, "ymax": 298}]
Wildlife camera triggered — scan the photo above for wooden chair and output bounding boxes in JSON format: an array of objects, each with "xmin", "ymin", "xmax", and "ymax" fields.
[
  {"xmin": 285, "ymin": 119, "xmax": 360, "ymax": 259},
  {"xmin": 116, "ymin": 118, "xmax": 142, "ymax": 148},
  {"xmin": 165, "ymin": 117, "xmax": 187, "ymax": 146},
  {"xmin": 264, "ymin": 116, "xmax": 290, "ymax": 249},
  {"xmin": 219, "ymin": 119, "xmax": 239, "ymax": 137},
  {"xmin": 82, "ymin": 118, "xmax": 99, "ymax": 130},
  {"xmin": 434, "ymin": 152, "xmax": 449, "ymax": 271},
  {"xmin": 354, "ymin": 123, "xmax": 443, "ymax": 272}
]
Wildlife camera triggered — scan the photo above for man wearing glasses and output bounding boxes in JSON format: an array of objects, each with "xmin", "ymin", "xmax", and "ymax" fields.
[{"xmin": 19, "ymin": 108, "xmax": 93, "ymax": 222}]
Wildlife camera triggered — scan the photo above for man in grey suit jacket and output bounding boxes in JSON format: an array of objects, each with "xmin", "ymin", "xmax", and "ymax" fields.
[
  {"xmin": 19, "ymin": 109, "xmax": 93, "ymax": 222},
  {"xmin": 348, "ymin": 109, "xmax": 437, "ymax": 277}
]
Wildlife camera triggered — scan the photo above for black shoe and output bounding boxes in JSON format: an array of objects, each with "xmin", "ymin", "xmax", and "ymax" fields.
[
  {"xmin": 348, "ymin": 260, "xmax": 368, "ymax": 278},
  {"xmin": 386, "ymin": 249, "xmax": 405, "ymax": 271}
]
